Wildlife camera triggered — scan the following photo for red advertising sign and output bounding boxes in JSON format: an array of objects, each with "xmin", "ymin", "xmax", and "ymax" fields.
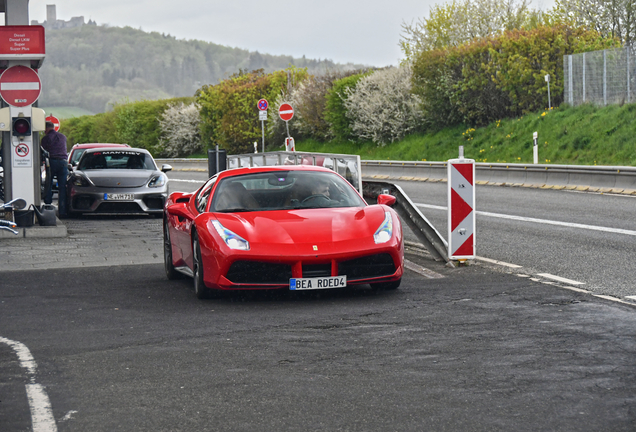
[
  {"xmin": 0, "ymin": 26, "xmax": 46, "ymax": 56},
  {"xmin": 278, "ymin": 103, "xmax": 294, "ymax": 121},
  {"xmin": 0, "ymin": 65, "xmax": 42, "ymax": 107},
  {"xmin": 46, "ymin": 115, "xmax": 61, "ymax": 132}
]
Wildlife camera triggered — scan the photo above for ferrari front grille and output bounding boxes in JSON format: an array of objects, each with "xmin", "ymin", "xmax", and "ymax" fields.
[
  {"xmin": 302, "ymin": 263, "xmax": 331, "ymax": 278},
  {"xmin": 226, "ymin": 261, "xmax": 293, "ymax": 284},
  {"xmin": 338, "ymin": 253, "xmax": 396, "ymax": 281}
]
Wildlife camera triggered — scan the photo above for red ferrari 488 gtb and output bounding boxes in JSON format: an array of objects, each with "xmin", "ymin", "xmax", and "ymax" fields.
[{"xmin": 163, "ymin": 165, "xmax": 403, "ymax": 299}]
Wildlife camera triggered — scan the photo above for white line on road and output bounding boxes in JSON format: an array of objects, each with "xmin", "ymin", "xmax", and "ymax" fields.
[
  {"xmin": 169, "ymin": 178, "xmax": 206, "ymax": 183},
  {"xmin": 537, "ymin": 273, "xmax": 585, "ymax": 285},
  {"xmin": 404, "ymin": 259, "xmax": 445, "ymax": 279},
  {"xmin": 415, "ymin": 203, "xmax": 636, "ymax": 236},
  {"xmin": 0, "ymin": 336, "xmax": 57, "ymax": 432},
  {"xmin": 474, "ymin": 256, "xmax": 523, "ymax": 268}
]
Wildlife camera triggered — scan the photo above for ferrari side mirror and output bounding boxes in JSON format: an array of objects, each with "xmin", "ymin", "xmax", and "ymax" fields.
[{"xmin": 377, "ymin": 194, "xmax": 397, "ymax": 207}]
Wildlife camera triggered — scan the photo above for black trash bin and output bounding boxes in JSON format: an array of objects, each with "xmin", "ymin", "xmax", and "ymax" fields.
[{"xmin": 208, "ymin": 149, "xmax": 227, "ymax": 177}]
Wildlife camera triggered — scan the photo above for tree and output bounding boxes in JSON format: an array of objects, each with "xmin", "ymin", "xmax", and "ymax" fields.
[
  {"xmin": 400, "ymin": 0, "xmax": 533, "ymax": 58},
  {"xmin": 158, "ymin": 102, "xmax": 202, "ymax": 157}
]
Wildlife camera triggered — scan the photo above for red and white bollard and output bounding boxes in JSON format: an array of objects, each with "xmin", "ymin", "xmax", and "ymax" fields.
[{"xmin": 448, "ymin": 154, "xmax": 475, "ymax": 260}]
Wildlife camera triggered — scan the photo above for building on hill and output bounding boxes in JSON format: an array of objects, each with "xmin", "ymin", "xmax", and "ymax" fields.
[{"xmin": 30, "ymin": 4, "xmax": 96, "ymax": 29}]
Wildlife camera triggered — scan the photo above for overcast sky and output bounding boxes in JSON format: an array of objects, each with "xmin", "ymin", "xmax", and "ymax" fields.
[{"xmin": 28, "ymin": 0, "xmax": 553, "ymax": 67}]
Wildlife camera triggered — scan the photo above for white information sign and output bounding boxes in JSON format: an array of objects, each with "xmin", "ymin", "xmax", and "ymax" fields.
[
  {"xmin": 259, "ymin": 110, "xmax": 267, "ymax": 121},
  {"xmin": 12, "ymin": 139, "xmax": 32, "ymax": 167}
]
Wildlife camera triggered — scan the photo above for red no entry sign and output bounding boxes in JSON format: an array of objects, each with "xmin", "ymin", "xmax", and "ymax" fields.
[
  {"xmin": 0, "ymin": 65, "xmax": 41, "ymax": 107},
  {"xmin": 46, "ymin": 115, "xmax": 61, "ymax": 132},
  {"xmin": 278, "ymin": 103, "xmax": 294, "ymax": 121}
]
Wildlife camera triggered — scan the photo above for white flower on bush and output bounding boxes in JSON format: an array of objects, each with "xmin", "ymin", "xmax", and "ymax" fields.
[
  {"xmin": 344, "ymin": 66, "xmax": 423, "ymax": 145},
  {"xmin": 158, "ymin": 102, "xmax": 202, "ymax": 157}
]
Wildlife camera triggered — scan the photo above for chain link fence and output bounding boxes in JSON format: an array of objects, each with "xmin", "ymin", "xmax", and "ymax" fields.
[{"xmin": 564, "ymin": 47, "xmax": 636, "ymax": 106}]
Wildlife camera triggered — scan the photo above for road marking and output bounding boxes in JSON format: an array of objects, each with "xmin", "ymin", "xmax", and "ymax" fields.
[
  {"xmin": 475, "ymin": 256, "xmax": 522, "ymax": 268},
  {"xmin": 626, "ymin": 296, "xmax": 636, "ymax": 300},
  {"xmin": 0, "ymin": 336, "xmax": 57, "ymax": 432},
  {"xmin": 415, "ymin": 203, "xmax": 636, "ymax": 236},
  {"xmin": 168, "ymin": 178, "xmax": 206, "ymax": 183},
  {"xmin": 537, "ymin": 273, "xmax": 586, "ymax": 285},
  {"xmin": 404, "ymin": 259, "xmax": 445, "ymax": 279}
]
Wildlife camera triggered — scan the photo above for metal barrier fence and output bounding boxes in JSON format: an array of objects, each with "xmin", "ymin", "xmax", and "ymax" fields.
[
  {"xmin": 564, "ymin": 46, "xmax": 636, "ymax": 106},
  {"xmin": 226, "ymin": 151, "xmax": 363, "ymax": 193}
]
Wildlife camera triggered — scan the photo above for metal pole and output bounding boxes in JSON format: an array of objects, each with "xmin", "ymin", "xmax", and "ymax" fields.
[
  {"xmin": 583, "ymin": 52, "xmax": 586, "ymax": 102},
  {"xmin": 547, "ymin": 81, "xmax": 551, "ymax": 109},
  {"xmin": 215, "ymin": 144, "xmax": 219, "ymax": 175},
  {"xmin": 285, "ymin": 120, "xmax": 290, "ymax": 138},
  {"xmin": 627, "ymin": 47, "xmax": 631, "ymax": 103},
  {"xmin": 603, "ymin": 49, "xmax": 607, "ymax": 106},
  {"xmin": 261, "ymin": 120, "xmax": 265, "ymax": 153},
  {"xmin": 568, "ymin": 55, "xmax": 573, "ymax": 105},
  {"xmin": 533, "ymin": 132, "xmax": 538, "ymax": 164}
]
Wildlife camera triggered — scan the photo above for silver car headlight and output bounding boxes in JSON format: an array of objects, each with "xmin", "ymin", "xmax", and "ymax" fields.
[
  {"xmin": 212, "ymin": 220, "xmax": 250, "ymax": 250},
  {"xmin": 148, "ymin": 174, "xmax": 167, "ymax": 188},
  {"xmin": 72, "ymin": 174, "xmax": 92, "ymax": 187},
  {"xmin": 373, "ymin": 211, "xmax": 393, "ymax": 244}
]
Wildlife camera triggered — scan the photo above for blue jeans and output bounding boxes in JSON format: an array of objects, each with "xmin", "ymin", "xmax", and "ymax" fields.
[{"xmin": 45, "ymin": 159, "xmax": 68, "ymax": 216}]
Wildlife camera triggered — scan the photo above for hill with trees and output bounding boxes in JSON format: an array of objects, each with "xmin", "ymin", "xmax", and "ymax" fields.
[{"xmin": 39, "ymin": 25, "xmax": 364, "ymax": 113}]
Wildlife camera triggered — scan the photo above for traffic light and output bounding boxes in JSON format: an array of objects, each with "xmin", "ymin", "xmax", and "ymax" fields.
[{"xmin": 12, "ymin": 117, "xmax": 31, "ymax": 137}]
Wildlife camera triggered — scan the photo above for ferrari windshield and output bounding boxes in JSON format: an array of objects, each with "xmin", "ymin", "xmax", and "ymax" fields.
[
  {"xmin": 78, "ymin": 150, "xmax": 156, "ymax": 170},
  {"xmin": 211, "ymin": 170, "xmax": 366, "ymax": 212}
]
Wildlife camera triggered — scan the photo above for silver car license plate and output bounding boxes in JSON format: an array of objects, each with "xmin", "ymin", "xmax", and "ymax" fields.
[
  {"xmin": 290, "ymin": 275, "xmax": 346, "ymax": 290},
  {"xmin": 105, "ymin": 193, "xmax": 134, "ymax": 200}
]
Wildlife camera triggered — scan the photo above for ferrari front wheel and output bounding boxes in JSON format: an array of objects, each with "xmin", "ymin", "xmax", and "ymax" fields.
[
  {"xmin": 370, "ymin": 278, "xmax": 401, "ymax": 290},
  {"xmin": 193, "ymin": 232, "xmax": 213, "ymax": 299},
  {"xmin": 163, "ymin": 218, "xmax": 181, "ymax": 280}
]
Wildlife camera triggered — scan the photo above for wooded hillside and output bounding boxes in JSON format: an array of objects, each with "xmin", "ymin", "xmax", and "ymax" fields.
[{"xmin": 39, "ymin": 25, "xmax": 364, "ymax": 113}]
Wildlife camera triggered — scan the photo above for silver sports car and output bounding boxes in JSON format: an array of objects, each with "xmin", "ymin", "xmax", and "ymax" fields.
[{"xmin": 67, "ymin": 147, "xmax": 171, "ymax": 216}]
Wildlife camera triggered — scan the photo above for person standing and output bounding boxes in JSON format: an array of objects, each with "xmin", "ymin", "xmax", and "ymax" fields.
[{"xmin": 40, "ymin": 121, "xmax": 68, "ymax": 217}]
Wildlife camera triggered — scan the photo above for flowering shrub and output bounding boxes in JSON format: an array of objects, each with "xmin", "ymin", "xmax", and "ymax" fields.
[
  {"xmin": 343, "ymin": 66, "xmax": 423, "ymax": 145},
  {"xmin": 158, "ymin": 102, "xmax": 202, "ymax": 157}
]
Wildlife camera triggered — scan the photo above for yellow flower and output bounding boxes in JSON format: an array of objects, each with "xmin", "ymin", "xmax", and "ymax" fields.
[{"xmin": 541, "ymin": 112, "xmax": 546, "ymax": 117}]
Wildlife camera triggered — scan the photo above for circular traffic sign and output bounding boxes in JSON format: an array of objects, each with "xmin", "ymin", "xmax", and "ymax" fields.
[
  {"xmin": 15, "ymin": 143, "xmax": 29, "ymax": 157},
  {"xmin": 0, "ymin": 65, "xmax": 41, "ymax": 107},
  {"xmin": 46, "ymin": 115, "xmax": 61, "ymax": 132},
  {"xmin": 278, "ymin": 103, "xmax": 294, "ymax": 122},
  {"xmin": 257, "ymin": 99, "xmax": 269, "ymax": 111}
]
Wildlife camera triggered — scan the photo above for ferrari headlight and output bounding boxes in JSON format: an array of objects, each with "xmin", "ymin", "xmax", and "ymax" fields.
[
  {"xmin": 374, "ymin": 211, "xmax": 393, "ymax": 244},
  {"xmin": 212, "ymin": 220, "xmax": 250, "ymax": 250},
  {"xmin": 148, "ymin": 174, "xmax": 167, "ymax": 188}
]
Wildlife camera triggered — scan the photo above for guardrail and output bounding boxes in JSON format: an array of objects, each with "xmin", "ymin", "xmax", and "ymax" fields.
[
  {"xmin": 363, "ymin": 180, "xmax": 450, "ymax": 263},
  {"xmin": 361, "ymin": 160, "xmax": 636, "ymax": 192},
  {"xmin": 157, "ymin": 157, "xmax": 636, "ymax": 192}
]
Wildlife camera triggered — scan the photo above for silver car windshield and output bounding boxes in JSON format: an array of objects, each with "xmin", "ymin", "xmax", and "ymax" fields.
[
  {"xmin": 78, "ymin": 151, "xmax": 156, "ymax": 170},
  {"xmin": 210, "ymin": 171, "xmax": 366, "ymax": 212}
]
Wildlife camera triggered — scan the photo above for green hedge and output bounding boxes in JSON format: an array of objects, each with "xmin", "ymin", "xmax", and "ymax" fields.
[
  {"xmin": 60, "ymin": 96, "xmax": 194, "ymax": 156},
  {"xmin": 412, "ymin": 25, "xmax": 619, "ymax": 128},
  {"xmin": 323, "ymin": 72, "xmax": 372, "ymax": 141},
  {"xmin": 197, "ymin": 67, "xmax": 308, "ymax": 155}
]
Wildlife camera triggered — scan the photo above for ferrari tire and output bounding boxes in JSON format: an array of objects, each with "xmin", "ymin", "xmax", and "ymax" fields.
[
  {"xmin": 163, "ymin": 218, "xmax": 181, "ymax": 280},
  {"xmin": 370, "ymin": 278, "xmax": 401, "ymax": 290},
  {"xmin": 193, "ymin": 232, "xmax": 213, "ymax": 299}
]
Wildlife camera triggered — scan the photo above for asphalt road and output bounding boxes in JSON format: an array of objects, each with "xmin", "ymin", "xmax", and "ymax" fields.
[
  {"xmin": 393, "ymin": 181, "xmax": 636, "ymax": 300},
  {"xmin": 167, "ymin": 170, "xmax": 636, "ymax": 301},
  {"xmin": 1, "ymin": 169, "xmax": 635, "ymax": 431},
  {"xmin": 2, "ymin": 261, "xmax": 635, "ymax": 432}
]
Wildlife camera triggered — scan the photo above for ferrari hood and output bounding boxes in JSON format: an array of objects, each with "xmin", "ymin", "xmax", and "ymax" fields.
[
  {"xmin": 211, "ymin": 206, "xmax": 389, "ymax": 249},
  {"xmin": 81, "ymin": 170, "xmax": 157, "ymax": 188}
]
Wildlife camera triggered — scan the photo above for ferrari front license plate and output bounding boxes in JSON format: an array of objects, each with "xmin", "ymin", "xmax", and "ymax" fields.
[
  {"xmin": 105, "ymin": 193, "xmax": 134, "ymax": 200},
  {"xmin": 290, "ymin": 275, "xmax": 346, "ymax": 290}
]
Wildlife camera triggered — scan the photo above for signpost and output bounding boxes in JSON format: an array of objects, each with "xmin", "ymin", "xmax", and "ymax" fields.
[
  {"xmin": 278, "ymin": 103, "xmax": 294, "ymax": 147},
  {"xmin": 257, "ymin": 99, "xmax": 268, "ymax": 153},
  {"xmin": 46, "ymin": 114, "xmax": 60, "ymax": 132},
  {"xmin": 0, "ymin": 65, "xmax": 42, "ymax": 107}
]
